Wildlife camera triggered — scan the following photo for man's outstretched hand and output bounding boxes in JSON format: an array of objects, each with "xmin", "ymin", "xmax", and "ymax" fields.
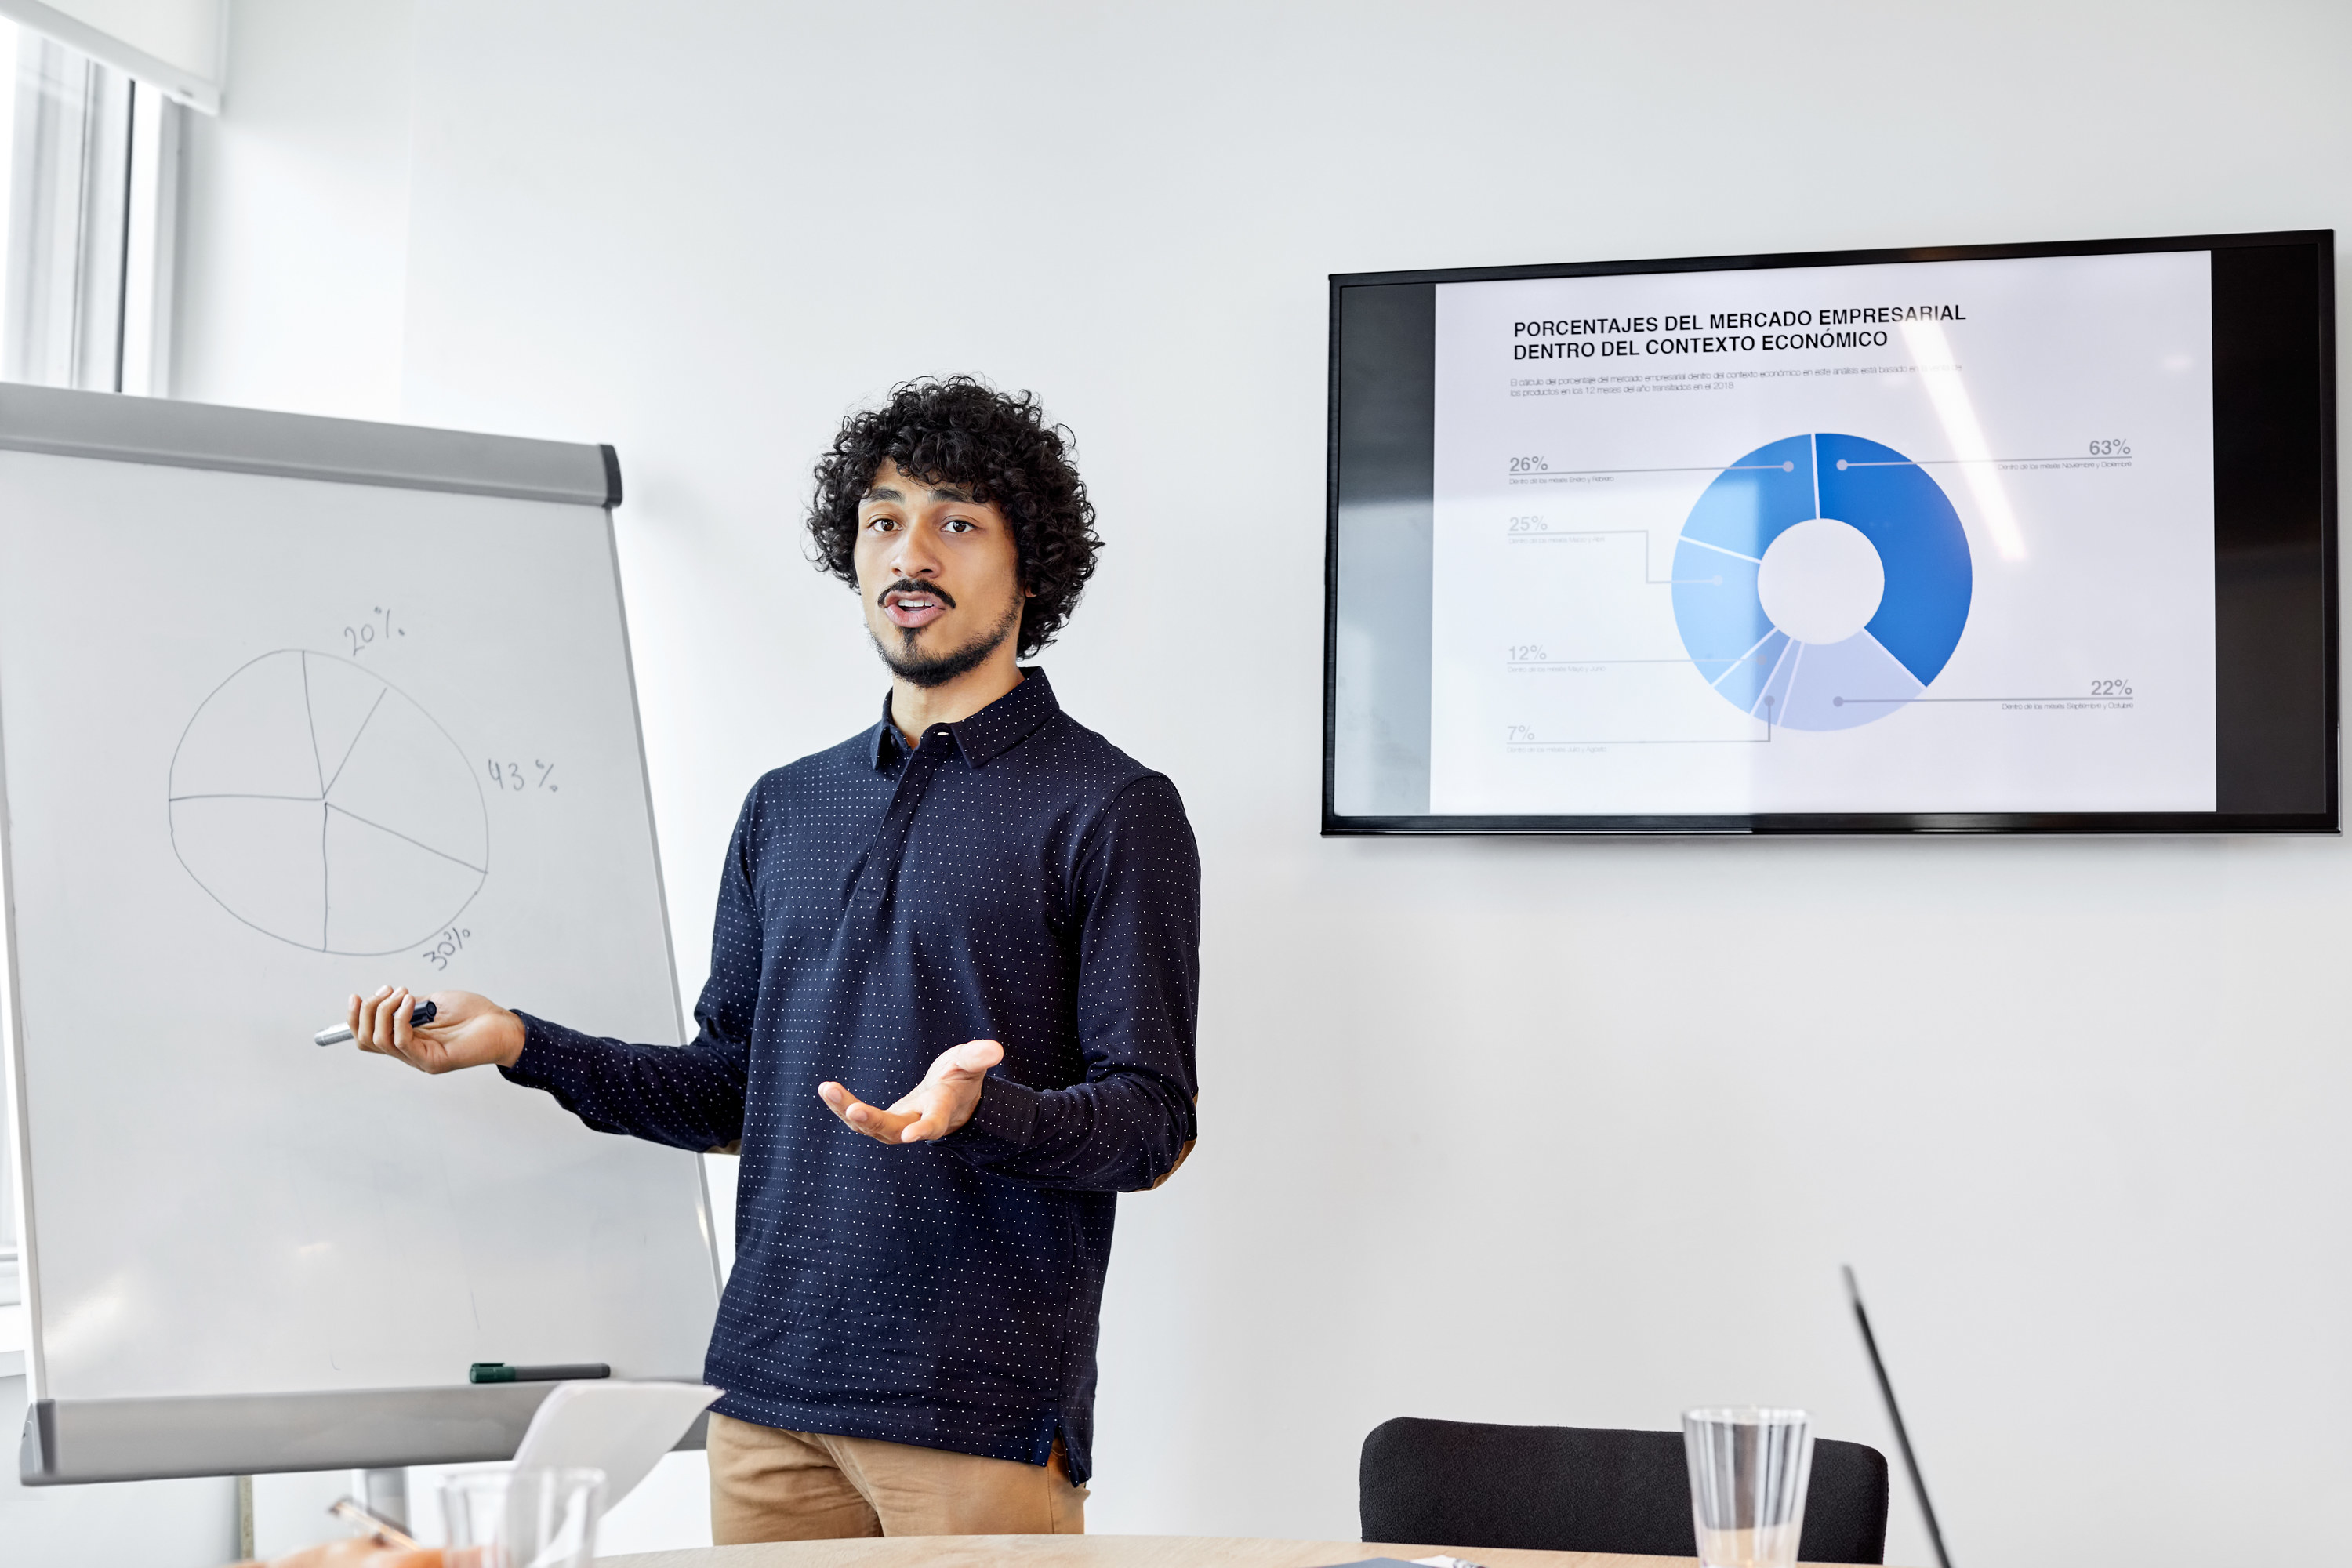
[{"xmin": 819, "ymin": 1040, "xmax": 1004, "ymax": 1145}]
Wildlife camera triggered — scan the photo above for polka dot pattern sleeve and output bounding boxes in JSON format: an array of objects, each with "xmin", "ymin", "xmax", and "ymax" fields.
[
  {"xmin": 499, "ymin": 795, "xmax": 761, "ymax": 1152},
  {"xmin": 942, "ymin": 773, "xmax": 1200, "ymax": 1190}
]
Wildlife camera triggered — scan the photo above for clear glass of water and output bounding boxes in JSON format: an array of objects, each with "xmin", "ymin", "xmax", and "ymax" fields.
[
  {"xmin": 1682, "ymin": 1406, "xmax": 1814, "ymax": 1568},
  {"xmin": 440, "ymin": 1465, "xmax": 605, "ymax": 1568}
]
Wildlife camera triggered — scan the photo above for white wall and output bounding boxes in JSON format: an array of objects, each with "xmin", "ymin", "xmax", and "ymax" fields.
[
  {"xmin": 173, "ymin": 0, "xmax": 412, "ymax": 418},
  {"xmin": 162, "ymin": 4, "xmax": 2352, "ymax": 1566}
]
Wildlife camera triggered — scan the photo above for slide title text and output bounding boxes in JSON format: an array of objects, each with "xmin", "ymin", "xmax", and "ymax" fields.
[{"xmin": 1510, "ymin": 303, "xmax": 1966, "ymax": 360}]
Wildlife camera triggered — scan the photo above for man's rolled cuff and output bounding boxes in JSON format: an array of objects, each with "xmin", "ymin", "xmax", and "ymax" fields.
[{"xmin": 942, "ymin": 1072, "xmax": 1044, "ymax": 1161}]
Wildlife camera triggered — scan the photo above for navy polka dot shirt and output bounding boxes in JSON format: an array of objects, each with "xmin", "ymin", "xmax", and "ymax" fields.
[{"xmin": 503, "ymin": 669, "xmax": 1200, "ymax": 1486}]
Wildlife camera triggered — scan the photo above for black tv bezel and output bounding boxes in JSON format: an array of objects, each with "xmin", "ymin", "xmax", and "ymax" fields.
[{"xmin": 1321, "ymin": 230, "xmax": 2340, "ymax": 837}]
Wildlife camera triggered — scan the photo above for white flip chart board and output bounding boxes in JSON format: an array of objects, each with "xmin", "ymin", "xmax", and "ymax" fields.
[{"xmin": 0, "ymin": 386, "xmax": 719, "ymax": 1483}]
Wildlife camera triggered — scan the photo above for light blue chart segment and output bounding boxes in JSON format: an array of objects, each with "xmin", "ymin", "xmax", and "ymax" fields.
[{"xmin": 1671, "ymin": 433, "xmax": 1972, "ymax": 731}]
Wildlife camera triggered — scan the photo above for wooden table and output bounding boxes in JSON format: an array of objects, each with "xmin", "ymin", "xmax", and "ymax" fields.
[{"xmin": 604, "ymin": 1537, "xmax": 1695, "ymax": 1568}]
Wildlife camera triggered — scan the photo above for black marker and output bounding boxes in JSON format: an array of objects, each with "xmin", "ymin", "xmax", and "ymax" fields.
[
  {"xmin": 314, "ymin": 1000, "xmax": 436, "ymax": 1047},
  {"xmin": 469, "ymin": 1362, "xmax": 612, "ymax": 1384}
]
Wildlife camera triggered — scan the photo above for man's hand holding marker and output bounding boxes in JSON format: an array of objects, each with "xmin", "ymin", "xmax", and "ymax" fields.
[{"xmin": 340, "ymin": 985, "xmax": 526, "ymax": 1073}]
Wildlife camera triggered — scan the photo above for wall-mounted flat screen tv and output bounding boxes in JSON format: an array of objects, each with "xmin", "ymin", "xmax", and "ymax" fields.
[{"xmin": 1323, "ymin": 231, "xmax": 2337, "ymax": 833}]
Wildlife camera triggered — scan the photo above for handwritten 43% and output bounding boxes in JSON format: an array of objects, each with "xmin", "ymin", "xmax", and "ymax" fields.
[{"xmin": 488, "ymin": 759, "xmax": 558, "ymax": 792}]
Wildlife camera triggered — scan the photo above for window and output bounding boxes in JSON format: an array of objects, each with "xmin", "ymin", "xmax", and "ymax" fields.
[{"xmin": 0, "ymin": 18, "xmax": 181, "ymax": 396}]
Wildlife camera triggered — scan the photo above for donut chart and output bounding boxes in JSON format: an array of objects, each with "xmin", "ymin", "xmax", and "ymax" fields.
[{"xmin": 1670, "ymin": 434, "xmax": 1972, "ymax": 731}]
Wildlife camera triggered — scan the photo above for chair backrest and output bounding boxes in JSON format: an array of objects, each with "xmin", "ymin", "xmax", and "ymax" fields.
[{"xmin": 1359, "ymin": 1416, "xmax": 1890, "ymax": 1565}]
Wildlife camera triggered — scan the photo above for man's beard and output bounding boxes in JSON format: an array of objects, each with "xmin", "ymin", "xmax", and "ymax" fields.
[{"xmin": 873, "ymin": 593, "xmax": 1023, "ymax": 689}]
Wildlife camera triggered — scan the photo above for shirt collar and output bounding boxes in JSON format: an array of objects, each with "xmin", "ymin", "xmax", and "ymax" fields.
[{"xmin": 868, "ymin": 667, "xmax": 1059, "ymax": 771}]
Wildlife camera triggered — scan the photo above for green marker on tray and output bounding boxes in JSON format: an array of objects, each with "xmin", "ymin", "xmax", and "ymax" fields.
[{"xmin": 468, "ymin": 1362, "xmax": 612, "ymax": 1384}]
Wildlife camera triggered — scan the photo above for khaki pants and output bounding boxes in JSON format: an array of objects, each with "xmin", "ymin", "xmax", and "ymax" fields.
[{"xmin": 706, "ymin": 1412, "xmax": 1089, "ymax": 1542}]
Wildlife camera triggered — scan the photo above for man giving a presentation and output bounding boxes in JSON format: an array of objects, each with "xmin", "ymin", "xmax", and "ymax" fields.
[{"xmin": 343, "ymin": 376, "xmax": 1202, "ymax": 1542}]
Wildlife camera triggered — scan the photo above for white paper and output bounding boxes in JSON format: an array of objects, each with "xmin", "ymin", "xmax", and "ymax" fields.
[
  {"xmin": 510, "ymin": 1380, "xmax": 723, "ymax": 1514},
  {"xmin": 1428, "ymin": 249, "xmax": 2216, "ymax": 815}
]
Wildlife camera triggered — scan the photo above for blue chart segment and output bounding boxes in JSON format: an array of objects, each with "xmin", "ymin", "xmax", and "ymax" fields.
[{"xmin": 1670, "ymin": 434, "xmax": 1972, "ymax": 731}]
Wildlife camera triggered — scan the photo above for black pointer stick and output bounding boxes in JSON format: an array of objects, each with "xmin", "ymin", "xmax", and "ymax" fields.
[{"xmin": 1843, "ymin": 1265, "xmax": 1953, "ymax": 1568}]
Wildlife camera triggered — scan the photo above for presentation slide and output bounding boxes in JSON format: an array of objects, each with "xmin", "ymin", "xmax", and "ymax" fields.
[{"xmin": 1426, "ymin": 251, "xmax": 2216, "ymax": 816}]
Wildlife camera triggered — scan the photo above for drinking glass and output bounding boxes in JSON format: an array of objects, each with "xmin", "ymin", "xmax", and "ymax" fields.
[
  {"xmin": 440, "ymin": 1465, "xmax": 605, "ymax": 1568},
  {"xmin": 1682, "ymin": 1406, "xmax": 1813, "ymax": 1568}
]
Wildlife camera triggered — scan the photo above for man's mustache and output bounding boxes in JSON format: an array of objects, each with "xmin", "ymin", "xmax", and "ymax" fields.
[{"xmin": 878, "ymin": 579, "xmax": 957, "ymax": 610}]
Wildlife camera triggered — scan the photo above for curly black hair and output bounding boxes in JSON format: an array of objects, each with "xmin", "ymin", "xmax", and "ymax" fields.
[{"xmin": 807, "ymin": 376, "xmax": 1101, "ymax": 659}]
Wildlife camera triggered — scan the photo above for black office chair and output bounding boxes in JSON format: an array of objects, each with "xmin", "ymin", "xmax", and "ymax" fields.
[{"xmin": 1360, "ymin": 1416, "xmax": 1890, "ymax": 1564}]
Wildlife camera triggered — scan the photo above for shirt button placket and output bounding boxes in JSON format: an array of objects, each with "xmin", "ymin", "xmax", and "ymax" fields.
[{"xmin": 852, "ymin": 729, "xmax": 953, "ymax": 920}]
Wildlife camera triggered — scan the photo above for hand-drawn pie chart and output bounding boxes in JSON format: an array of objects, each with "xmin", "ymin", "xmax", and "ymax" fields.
[{"xmin": 169, "ymin": 650, "xmax": 488, "ymax": 955}]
